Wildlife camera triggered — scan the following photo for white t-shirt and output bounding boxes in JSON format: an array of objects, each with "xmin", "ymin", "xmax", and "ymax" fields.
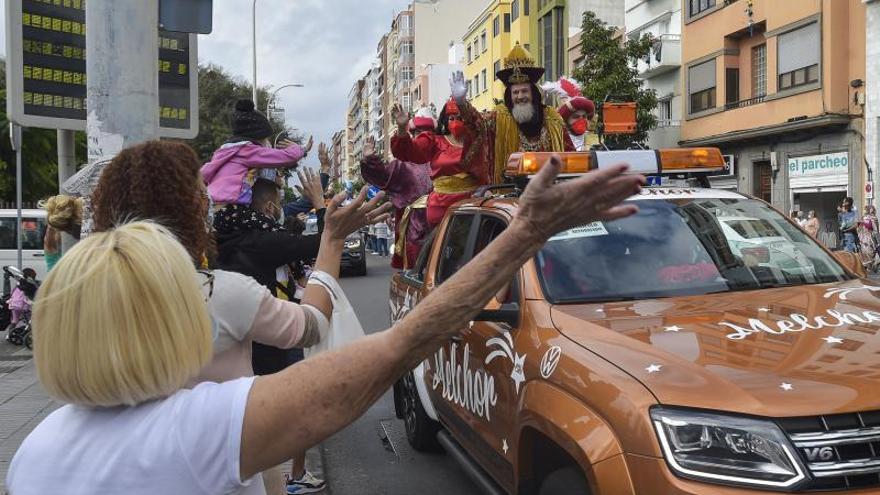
[{"xmin": 7, "ymin": 378, "xmax": 264, "ymax": 495}]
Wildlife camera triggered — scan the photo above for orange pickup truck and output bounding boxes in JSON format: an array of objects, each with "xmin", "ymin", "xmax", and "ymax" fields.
[{"xmin": 390, "ymin": 150, "xmax": 880, "ymax": 494}]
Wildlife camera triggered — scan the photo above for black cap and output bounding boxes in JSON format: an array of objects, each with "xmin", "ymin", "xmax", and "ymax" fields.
[{"xmin": 232, "ymin": 99, "xmax": 273, "ymax": 140}]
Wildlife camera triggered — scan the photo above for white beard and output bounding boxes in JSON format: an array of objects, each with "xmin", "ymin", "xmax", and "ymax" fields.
[{"xmin": 511, "ymin": 103, "xmax": 535, "ymax": 124}]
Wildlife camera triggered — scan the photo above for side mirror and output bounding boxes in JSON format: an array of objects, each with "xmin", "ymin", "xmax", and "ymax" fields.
[
  {"xmin": 474, "ymin": 280, "xmax": 520, "ymax": 327},
  {"xmin": 834, "ymin": 251, "xmax": 867, "ymax": 278},
  {"xmin": 474, "ymin": 302, "xmax": 520, "ymax": 327}
]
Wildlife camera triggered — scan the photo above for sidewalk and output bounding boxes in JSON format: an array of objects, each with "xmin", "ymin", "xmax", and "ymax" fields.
[{"xmin": 0, "ymin": 344, "xmax": 58, "ymax": 488}]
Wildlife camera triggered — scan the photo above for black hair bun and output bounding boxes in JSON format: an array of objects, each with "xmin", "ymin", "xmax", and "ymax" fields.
[{"xmin": 235, "ymin": 99, "xmax": 256, "ymax": 112}]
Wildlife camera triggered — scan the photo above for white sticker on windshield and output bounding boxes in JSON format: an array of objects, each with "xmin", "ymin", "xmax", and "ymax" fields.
[{"xmin": 550, "ymin": 222, "xmax": 609, "ymax": 241}]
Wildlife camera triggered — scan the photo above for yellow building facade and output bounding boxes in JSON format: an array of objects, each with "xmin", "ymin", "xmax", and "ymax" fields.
[{"xmin": 462, "ymin": 0, "xmax": 533, "ymax": 112}]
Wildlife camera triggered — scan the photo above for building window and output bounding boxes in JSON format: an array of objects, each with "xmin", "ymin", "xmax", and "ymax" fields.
[
  {"xmin": 524, "ymin": 0, "xmax": 529, "ymax": 16},
  {"xmin": 687, "ymin": 0, "xmax": 716, "ymax": 18},
  {"xmin": 751, "ymin": 43, "xmax": 766, "ymax": 97},
  {"xmin": 554, "ymin": 7, "xmax": 564, "ymax": 82},
  {"xmin": 481, "ymin": 31, "xmax": 487, "ymax": 52},
  {"xmin": 494, "ymin": 60, "xmax": 501, "ymax": 80},
  {"xmin": 401, "ymin": 41, "xmax": 413, "ymax": 55},
  {"xmin": 493, "ymin": 16, "xmax": 500, "ymax": 37},
  {"xmin": 658, "ymin": 98, "xmax": 672, "ymax": 125},
  {"xmin": 777, "ymin": 22, "xmax": 820, "ymax": 91},
  {"xmin": 504, "ymin": 13, "xmax": 511, "ymax": 32},
  {"xmin": 467, "ymin": 80, "xmax": 473, "ymax": 99},
  {"xmin": 512, "ymin": 0, "xmax": 520, "ymax": 21},
  {"xmin": 481, "ymin": 69, "xmax": 488, "ymax": 92},
  {"xmin": 541, "ymin": 14, "xmax": 553, "ymax": 79},
  {"xmin": 467, "ymin": 45, "xmax": 472, "ymax": 63},
  {"xmin": 401, "ymin": 66, "xmax": 414, "ymax": 82},
  {"xmin": 688, "ymin": 58, "xmax": 716, "ymax": 114},
  {"xmin": 473, "ymin": 41, "xmax": 479, "ymax": 59},
  {"xmin": 725, "ymin": 68, "xmax": 739, "ymax": 105},
  {"xmin": 474, "ymin": 76, "xmax": 480, "ymax": 96}
]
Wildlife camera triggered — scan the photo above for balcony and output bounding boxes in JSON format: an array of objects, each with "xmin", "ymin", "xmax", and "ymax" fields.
[
  {"xmin": 724, "ymin": 94, "xmax": 766, "ymax": 110},
  {"xmin": 637, "ymin": 34, "xmax": 681, "ymax": 77}
]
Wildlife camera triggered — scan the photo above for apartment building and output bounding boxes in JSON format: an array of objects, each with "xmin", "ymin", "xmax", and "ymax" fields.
[
  {"xmin": 382, "ymin": 9, "xmax": 415, "ymax": 160},
  {"xmin": 625, "ymin": 0, "xmax": 682, "ymax": 150},
  {"xmin": 680, "ymin": 0, "xmax": 866, "ymax": 233},
  {"xmin": 330, "ymin": 130, "xmax": 345, "ymax": 183},
  {"xmin": 867, "ymin": 0, "xmax": 879, "ymax": 205},
  {"xmin": 462, "ymin": 0, "xmax": 533, "ymax": 111},
  {"xmin": 345, "ymin": 79, "xmax": 366, "ymax": 181}
]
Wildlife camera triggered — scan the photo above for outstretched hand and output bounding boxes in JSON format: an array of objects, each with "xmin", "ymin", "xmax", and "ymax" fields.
[
  {"xmin": 303, "ymin": 136, "xmax": 314, "ymax": 155},
  {"xmin": 318, "ymin": 143, "xmax": 331, "ymax": 173},
  {"xmin": 324, "ymin": 188, "xmax": 393, "ymax": 241},
  {"xmin": 363, "ymin": 136, "xmax": 377, "ymax": 158},
  {"xmin": 514, "ymin": 156, "xmax": 644, "ymax": 243},
  {"xmin": 450, "ymin": 71, "xmax": 467, "ymax": 103},
  {"xmin": 391, "ymin": 104, "xmax": 409, "ymax": 129},
  {"xmin": 295, "ymin": 167, "xmax": 325, "ymax": 209}
]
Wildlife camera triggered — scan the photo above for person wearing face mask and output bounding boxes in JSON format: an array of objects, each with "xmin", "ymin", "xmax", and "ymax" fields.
[
  {"xmin": 542, "ymin": 76, "xmax": 597, "ymax": 152},
  {"xmin": 390, "ymin": 98, "xmax": 490, "ymax": 227}
]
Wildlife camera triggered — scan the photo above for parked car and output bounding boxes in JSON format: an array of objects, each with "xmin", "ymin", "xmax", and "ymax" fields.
[
  {"xmin": 718, "ymin": 215, "xmax": 816, "ymax": 277},
  {"xmin": 390, "ymin": 150, "xmax": 876, "ymax": 495},
  {"xmin": 0, "ymin": 210, "xmax": 48, "ymax": 280},
  {"xmin": 341, "ymin": 232, "xmax": 367, "ymax": 276}
]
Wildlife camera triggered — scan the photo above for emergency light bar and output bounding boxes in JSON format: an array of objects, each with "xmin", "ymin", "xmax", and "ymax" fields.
[{"xmin": 505, "ymin": 148, "xmax": 726, "ymax": 177}]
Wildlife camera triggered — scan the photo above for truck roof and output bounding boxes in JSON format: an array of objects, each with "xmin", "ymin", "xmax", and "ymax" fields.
[{"xmin": 452, "ymin": 187, "xmax": 751, "ymax": 215}]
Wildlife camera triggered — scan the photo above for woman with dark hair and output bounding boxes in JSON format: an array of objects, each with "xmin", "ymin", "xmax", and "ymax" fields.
[{"xmin": 390, "ymin": 98, "xmax": 490, "ymax": 227}]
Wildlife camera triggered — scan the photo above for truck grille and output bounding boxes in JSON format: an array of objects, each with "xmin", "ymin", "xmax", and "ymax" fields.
[{"xmin": 778, "ymin": 411, "xmax": 880, "ymax": 491}]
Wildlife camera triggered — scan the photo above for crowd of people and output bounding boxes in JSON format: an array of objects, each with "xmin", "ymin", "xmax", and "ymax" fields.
[
  {"xmin": 790, "ymin": 197, "xmax": 880, "ymax": 272},
  {"xmin": 4, "ymin": 76, "xmax": 642, "ymax": 494}
]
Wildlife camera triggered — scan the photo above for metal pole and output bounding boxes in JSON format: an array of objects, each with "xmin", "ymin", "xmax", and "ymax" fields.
[
  {"xmin": 13, "ymin": 125, "xmax": 23, "ymax": 270},
  {"xmin": 85, "ymin": 0, "xmax": 160, "ymax": 164},
  {"xmin": 57, "ymin": 129, "xmax": 77, "ymax": 252},
  {"xmin": 252, "ymin": 0, "xmax": 258, "ymax": 104}
]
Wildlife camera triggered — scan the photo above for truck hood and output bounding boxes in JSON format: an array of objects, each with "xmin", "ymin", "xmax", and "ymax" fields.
[{"xmin": 550, "ymin": 279, "xmax": 880, "ymax": 417}]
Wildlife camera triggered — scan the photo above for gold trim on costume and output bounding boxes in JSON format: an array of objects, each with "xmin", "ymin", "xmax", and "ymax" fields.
[{"xmin": 433, "ymin": 173, "xmax": 479, "ymax": 195}]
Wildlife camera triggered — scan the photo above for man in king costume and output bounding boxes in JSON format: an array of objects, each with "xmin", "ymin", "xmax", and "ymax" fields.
[{"xmin": 457, "ymin": 44, "xmax": 572, "ymax": 184}]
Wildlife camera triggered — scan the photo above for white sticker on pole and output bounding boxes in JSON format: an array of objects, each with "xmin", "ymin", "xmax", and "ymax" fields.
[
  {"xmin": 594, "ymin": 150, "xmax": 659, "ymax": 175},
  {"xmin": 550, "ymin": 222, "xmax": 609, "ymax": 241}
]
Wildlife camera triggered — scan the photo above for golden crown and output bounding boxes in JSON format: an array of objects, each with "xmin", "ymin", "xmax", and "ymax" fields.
[{"xmin": 503, "ymin": 43, "xmax": 536, "ymax": 70}]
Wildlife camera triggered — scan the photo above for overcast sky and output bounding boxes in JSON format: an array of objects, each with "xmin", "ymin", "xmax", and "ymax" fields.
[{"xmin": 0, "ymin": 0, "xmax": 409, "ymax": 167}]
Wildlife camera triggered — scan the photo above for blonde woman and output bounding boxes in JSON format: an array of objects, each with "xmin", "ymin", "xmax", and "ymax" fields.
[
  {"xmin": 39, "ymin": 194, "xmax": 83, "ymax": 239},
  {"xmin": 8, "ymin": 158, "xmax": 642, "ymax": 494}
]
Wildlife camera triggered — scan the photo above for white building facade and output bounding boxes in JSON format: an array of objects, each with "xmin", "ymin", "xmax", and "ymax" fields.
[
  {"xmin": 867, "ymin": 0, "xmax": 880, "ymax": 205},
  {"xmin": 624, "ymin": 0, "xmax": 682, "ymax": 150}
]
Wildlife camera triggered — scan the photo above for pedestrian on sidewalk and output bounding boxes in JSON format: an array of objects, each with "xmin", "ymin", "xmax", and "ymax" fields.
[
  {"xmin": 374, "ymin": 218, "xmax": 391, "ymax": 257},
  {"xmin": 805, "ymin": 210, "xmax": 820, "ymax": 239},
  {"xmin": 9, "ymin": 156, "xmax": 639, "ymax": 495}
]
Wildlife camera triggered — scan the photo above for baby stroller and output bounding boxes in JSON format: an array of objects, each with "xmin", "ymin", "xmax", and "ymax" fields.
[{"xmin": 3, "ymin": 266, "xmax": 40, "ymax": 349}]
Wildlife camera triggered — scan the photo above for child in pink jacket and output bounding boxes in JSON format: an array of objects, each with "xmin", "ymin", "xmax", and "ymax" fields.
[{"xmin": 201, "ymin": 99, "xmax": 312, "ymax": 205}]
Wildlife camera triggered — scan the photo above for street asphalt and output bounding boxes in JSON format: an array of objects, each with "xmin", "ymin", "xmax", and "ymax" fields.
[{"xmin": 324, "ymin": 254, "xmax": 481, "ymax": 495}]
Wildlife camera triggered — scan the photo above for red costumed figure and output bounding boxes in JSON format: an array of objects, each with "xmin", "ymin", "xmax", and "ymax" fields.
[
  {"xmin": 542, "ymin": 77, "xmax": 596, "ymax": 152},
  {"xmin": 391, "ymin": 99, "xmax": 490, "ymax": 227}
]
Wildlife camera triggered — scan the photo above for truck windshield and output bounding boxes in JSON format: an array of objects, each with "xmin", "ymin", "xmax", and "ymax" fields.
[{"xmin": 535, "ymin": 197, "xmax": 850, "ymax": 304}]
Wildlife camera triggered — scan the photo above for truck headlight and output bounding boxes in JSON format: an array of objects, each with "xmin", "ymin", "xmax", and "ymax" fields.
[
  {"xmin": 345, "ymin": 239, "xmax": 361, "ymax": 249},
  {"xmin": 651, "ymin": 407, "xmax": 806, "ymax": 490}
]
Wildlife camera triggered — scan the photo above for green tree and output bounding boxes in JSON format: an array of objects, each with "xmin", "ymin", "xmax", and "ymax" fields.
[
  {"xmin": 0, "ymin": 58, "xmax": 88, "ymax": 204},
  {"xmin": 188, "ymin": 64, "xmax": 283, "ymax": 162},
  {"xmin": 573, "ymin": 11, "xmax": 658, "ymax": 148}
]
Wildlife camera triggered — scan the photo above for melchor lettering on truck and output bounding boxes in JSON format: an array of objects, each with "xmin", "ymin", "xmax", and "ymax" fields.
[{"xmin": 432, "ymin": 343, "xmax": 498, "ymax": 421}]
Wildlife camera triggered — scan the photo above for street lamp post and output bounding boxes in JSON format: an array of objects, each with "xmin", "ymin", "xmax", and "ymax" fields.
[
  {"xmin": 252, "ymin": 0, "xmax": 258, "ymax": 104},
  {"xmin": 267, "ymin": 84, "xmax": 305, "ymax": 115}
]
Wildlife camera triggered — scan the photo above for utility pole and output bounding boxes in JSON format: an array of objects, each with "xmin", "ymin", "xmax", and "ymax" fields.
[
  {"xmin": 85, "ymin": 0, "xmax": 160, "ymax": 164},
  {"xmin": 57, "ymin": 129, "xmax": 77, "ymax": 252}
]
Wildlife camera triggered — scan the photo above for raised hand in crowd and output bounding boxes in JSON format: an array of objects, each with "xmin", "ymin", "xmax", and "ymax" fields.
[
  {"xmin": 391, "ymin": 104, "xmax": 409, "ymax": 130},
  {"xmin": 295, "ymin": 167, "xmax": 327, "ymax": 209},
  {"xmin": 318, "ymin": 143, "xmax": 332, "ymax": 174},
  {"xmin": 362, "ymin": 136, "xmax": 377, "ymax": 159}
]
